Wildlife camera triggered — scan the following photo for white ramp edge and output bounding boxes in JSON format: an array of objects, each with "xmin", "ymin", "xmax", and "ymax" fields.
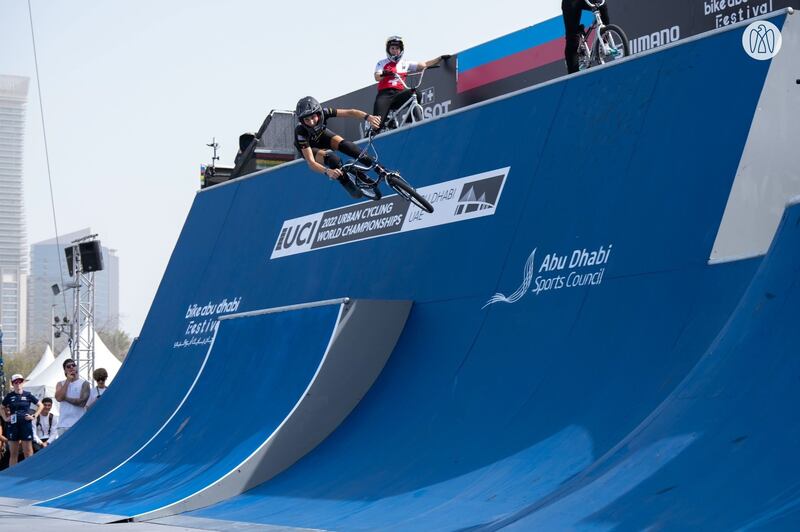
[
  {"xmin": 710, "ymin": 9, "xmax": 800, "ymax": 264},
  {"xmin": 135, "ymin": 298, "xmax": 412, "ymax": 521}
]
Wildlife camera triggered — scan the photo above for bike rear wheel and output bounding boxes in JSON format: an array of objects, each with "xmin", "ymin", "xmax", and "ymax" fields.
[
  {"xmin": 386, "ymin": 172, "xmax": 434, "ymax": 213},
  {"xmin": 593, "ymin": 25, "xmax": 630, "ymax": 65}
]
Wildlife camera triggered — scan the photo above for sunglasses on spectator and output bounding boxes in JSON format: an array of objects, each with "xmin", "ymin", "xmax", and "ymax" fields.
[{"xmin": 65, "ymin": 364, "xmax": 76, "ymax": 369}]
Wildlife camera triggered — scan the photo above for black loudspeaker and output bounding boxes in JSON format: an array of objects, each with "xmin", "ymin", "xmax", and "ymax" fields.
[
  {"xmin": 79, "ymin": 240, "xmax": 104, "ymax": 272},
  {"xmin": 64, "ymin": 246, "xmax": 75, "ymax": 276}
]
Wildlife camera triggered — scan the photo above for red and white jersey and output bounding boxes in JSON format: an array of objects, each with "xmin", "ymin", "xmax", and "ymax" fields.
[{"xmin": 375, "ymin": 58, "xmax": 422, "ymax": 92}]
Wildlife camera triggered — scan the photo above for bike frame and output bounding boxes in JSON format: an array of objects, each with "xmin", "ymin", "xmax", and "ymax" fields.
[
  {"xmin": 338, "ymin": 130, "xmax": 435, "ymax": 213},
  {"xmin": 579, "ymin": 0, "xmax": 614, "ymax": 66},
  {"xmin": 341, "ymin": 131, "xmax": 382, "ymax": 189},
  {"xmin": 379, "ymin": 66, "xmax": 436, "ymax": 132}
]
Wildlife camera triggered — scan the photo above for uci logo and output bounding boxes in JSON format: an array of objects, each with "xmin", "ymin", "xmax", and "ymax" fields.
[
  {"xmin": 274, "ymin": 220, "xmax": 318, "ymax": 251},
  {"xmin": 742, "ymin": 20, "xmax": 782, "ymax": 60}
]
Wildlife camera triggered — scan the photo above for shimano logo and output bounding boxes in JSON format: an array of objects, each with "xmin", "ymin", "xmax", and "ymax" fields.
[{"xmin": 629, "ymin": 26, "xmax": 681, "ymax": 55}]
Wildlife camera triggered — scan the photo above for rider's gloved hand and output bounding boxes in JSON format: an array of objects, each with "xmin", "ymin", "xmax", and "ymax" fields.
[
  {"xmin": 381, "ymin": 70, "xmax": 394, "ymax": 78},
  {"xmin": 325, "ymin": 168, "xmax": 343, "ymax": 180}
]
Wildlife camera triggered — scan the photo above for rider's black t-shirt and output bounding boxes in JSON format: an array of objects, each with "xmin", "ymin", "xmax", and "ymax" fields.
[{"xmin": 294, "ymin": 108, "xmax": 338, "ymax": 152}]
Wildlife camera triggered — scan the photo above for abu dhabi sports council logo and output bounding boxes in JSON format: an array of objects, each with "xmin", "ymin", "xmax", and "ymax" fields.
[
  {"xmin": 743, "ymin": 20, "xmax": 781, "ymax": 60},
  {"xmin": 483, "ymin": 245, "xmax": 613, "ymax": 308},
  {"xmin": 483, "ymin": 249, "xmax": 536, "ymax": 308},
  {"xmin": 455, "ymin": 174, "xmax": 504, "ymax": 216}
]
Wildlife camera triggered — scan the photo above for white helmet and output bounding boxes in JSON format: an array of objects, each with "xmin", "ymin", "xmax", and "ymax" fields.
[{"xmin": 385, "ymin": 35, "xmax": 404, "ymax": 62}]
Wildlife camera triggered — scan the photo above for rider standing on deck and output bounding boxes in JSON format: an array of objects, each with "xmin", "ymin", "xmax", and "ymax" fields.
[
  {"xmin": 562, "ymin": 0, "xmax": 611, "ymax": 74},
  {"xmin": 294, "ymin": 96, "xmax": 383, "ymax": 199},
  {"xmin": 373, "ymin": 36, "xmax": 450, "ymax": 127}
]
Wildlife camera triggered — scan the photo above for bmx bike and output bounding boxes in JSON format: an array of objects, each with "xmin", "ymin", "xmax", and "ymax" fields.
[
  {"xmin": 369, "ymin": 65, "xmax": 440, "ymax": 134},
  {"xmin": 577, "ymin": 0, "xmax": 630, "ymax": 71},
  {"xmin": 339, "ymin": 131, "xmax": 434, "ymax": 213}
]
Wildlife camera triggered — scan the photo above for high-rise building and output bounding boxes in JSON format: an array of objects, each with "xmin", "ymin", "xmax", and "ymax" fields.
[
  {"xmin": 0, "ymin": 75, "xmax": 29, "ymax": 354},
  {"xmin": 27, "ymin": 229, "xmax": 120, "ymax": 347}
]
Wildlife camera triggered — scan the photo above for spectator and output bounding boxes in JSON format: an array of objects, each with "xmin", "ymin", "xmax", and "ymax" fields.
[
  {"xmin": 33, "ymin": 397, "xmax": 58, "ymax": 451},
  {"xmin": 55, "ymin": 359, "xmax": 90, "ymax": 437},
  {"xmin": 86, "ymin": 368, "xmax": 109, "ymax": 409},
  {"xmin": 0, "ymin": 407, "xmax": 8, "ymax": 470},
  {"xmin": 372, "ymin": 36, "xmax": 449, "ymax": 129},
  {"xmin": 1, "ymin": 373, "xmax": 42, "ymax": 467}
]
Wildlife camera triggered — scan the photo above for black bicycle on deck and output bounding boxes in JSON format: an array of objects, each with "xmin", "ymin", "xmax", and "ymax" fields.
[
  {"xmin": 339, "ymin": 131, "xmax": 434, "ymax": 213},
  {"xmin": 577, "ymin": 0, "xmax": 630, "ymax": 71}
]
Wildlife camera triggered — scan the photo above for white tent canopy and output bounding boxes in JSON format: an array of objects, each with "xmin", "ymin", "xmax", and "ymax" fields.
[
  {"xmin": 25, "ymin": 329, "xmax": 122, "ymax": 412},
  {"xmin": 26, "ymin": 344, "xmax": 55, "ymax": 382}
]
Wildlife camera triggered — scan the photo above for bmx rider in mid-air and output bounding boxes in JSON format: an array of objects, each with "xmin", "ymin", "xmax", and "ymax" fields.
[{"xmin": 294, "ymin": 96, "xmax": 384, "ymax": 199}]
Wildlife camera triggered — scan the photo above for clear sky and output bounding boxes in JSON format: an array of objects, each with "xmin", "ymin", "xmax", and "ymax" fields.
[{"xmin": 0, "ymin": 0, "xmax": 557, "ymax": 337}]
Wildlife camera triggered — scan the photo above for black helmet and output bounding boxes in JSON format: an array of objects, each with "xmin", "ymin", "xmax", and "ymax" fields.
[
  {"xmin": 385, "ymin": 35, "xmax": 404, "ymax": 62},
  {"xmin": 295, "ymin": 96, "xmax": 324, "ymax": 133}
]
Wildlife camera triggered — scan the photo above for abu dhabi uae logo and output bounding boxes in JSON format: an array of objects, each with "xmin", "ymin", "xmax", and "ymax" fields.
[
  {"xmin": 742, "ymin": 20, "xmax": 781, "ymax": 60},
  {"xmin": 483, "ymin": 245, "xmax": 613, "ymax": 309},
  {"xmin": 455, "ymin": 175, "xmax": 504, "ymax": 216}
]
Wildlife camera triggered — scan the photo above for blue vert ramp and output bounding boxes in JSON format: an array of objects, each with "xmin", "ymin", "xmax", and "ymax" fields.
[
  {"xmin": 15, "ymin": 298, "xmax": 410, "ymax": 523},
  {"xmin": 143, "ymin": 11, "xmax": 797, "ymax": 532},
  {"xmin": 3, "ymin": 10, "xmax": 798, "ymax": 530},
  {"xmin": 485, "ymin": 197, "xmax": 800, "ymax": 530}
]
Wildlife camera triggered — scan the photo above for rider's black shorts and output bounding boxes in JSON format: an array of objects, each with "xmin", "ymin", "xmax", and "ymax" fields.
[{"xmin": 294, "ymin": 128, "xmax": 338, "ymax": 156}]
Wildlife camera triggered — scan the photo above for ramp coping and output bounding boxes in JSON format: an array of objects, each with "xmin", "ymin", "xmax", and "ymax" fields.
[{"xmin": 219, "ymin": 298, "xmax": 351, "ymax": 321}]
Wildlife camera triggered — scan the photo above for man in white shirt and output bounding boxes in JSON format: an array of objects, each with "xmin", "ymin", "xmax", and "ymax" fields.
[
  {"xmin": 55, "ymin": 359, "xmax": 90, "ymax": 437},
  {"xmin": 33, "ymin": 397, "xmax": 58, "ymax": 451}
]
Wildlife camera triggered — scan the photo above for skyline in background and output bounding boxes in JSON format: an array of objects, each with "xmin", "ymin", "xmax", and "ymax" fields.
[
  {"xmin": 0, "ymin": 74, "xmax": 29, "ymax": 353},
  {"xmin": 0, "ymin": 0, "xmax": 555, "ymax": 337}
]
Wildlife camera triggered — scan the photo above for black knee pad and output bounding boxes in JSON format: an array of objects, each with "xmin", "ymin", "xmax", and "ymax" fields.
[{"xmin": 323, "ymin": 151, "xmax": 342, "ymax": 168}]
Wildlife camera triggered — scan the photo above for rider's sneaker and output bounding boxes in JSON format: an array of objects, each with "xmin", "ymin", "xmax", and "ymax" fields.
[{"xmin": 337, "ymin": 176, "xmax": 364, "ymax": 199}]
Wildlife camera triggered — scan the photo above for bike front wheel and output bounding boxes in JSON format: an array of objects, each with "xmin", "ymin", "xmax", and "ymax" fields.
[
  {"xmin": 594, "ymin": 25, "xmax": 630, "ymax": 65},
  {"xmin": 386, "ymin": 172, "xmax": 434, "ymax": 213}
]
